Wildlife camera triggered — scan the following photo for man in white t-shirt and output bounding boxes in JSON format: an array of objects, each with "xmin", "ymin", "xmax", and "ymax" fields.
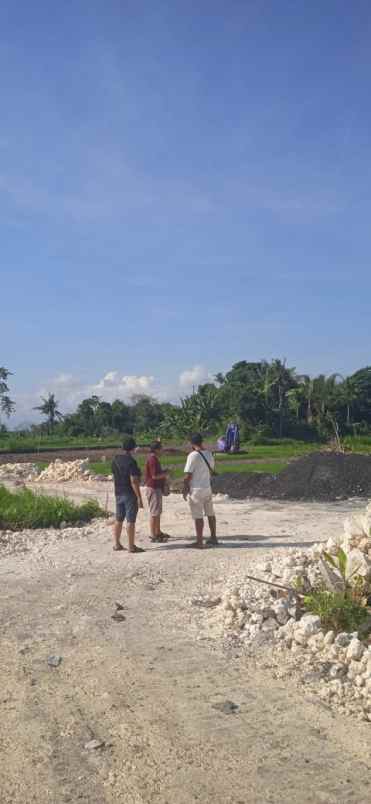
[{"xmin": 183, "ymin": 433, "xmax": 218, "ymax": 549}]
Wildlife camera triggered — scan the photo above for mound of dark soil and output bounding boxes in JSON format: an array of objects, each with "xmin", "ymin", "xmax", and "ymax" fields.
[{"xmin": 212, "ymin": 452, "xmax": 371, "ymax": 501}]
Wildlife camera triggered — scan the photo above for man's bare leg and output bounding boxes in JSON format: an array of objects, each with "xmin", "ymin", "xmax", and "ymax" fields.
[
  {"xmin": 207, "ymin": 515, "xmax": 217, "ymax": 544},
  {"xmin": 194, "ymin": 517, "xmax": 204, "ymax": 547},
  {"xmin": 113, "ymin": 521, "xmax": 124, "ymax": 551},
  {"xmin": 150, "ymin": 515, "xmax": 161, "ymax": 539},
  {"xmin": 127, "ymin": 522, "xmax": 135, "ymax": 551}
]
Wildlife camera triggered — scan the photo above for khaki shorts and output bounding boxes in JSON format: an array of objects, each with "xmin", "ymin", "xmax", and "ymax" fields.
[
  {"xmin": 189, "ymin": 488, "xmax": 215, "ymax": 519},
  {"xmin": 146, "ymin": 487, "xmax": 163, "ymax": 516}
]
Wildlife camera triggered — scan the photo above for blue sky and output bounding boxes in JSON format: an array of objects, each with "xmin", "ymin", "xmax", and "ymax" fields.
[{"xmin": 1, "ymin": 1, "xmax": 371, "ymax": 422}]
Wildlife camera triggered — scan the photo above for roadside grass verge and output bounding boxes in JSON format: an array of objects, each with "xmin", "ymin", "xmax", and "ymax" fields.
[{"xmin": 0, "ymin": 486, "xmax": 106, "ymax": 531}]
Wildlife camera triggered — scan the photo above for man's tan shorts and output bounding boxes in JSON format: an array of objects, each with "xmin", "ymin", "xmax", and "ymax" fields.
[
  {"xmin": 146, "ymin": 487, "xmax": 163, "ymax": 516},
  {"xmin": 189, "ymin": 488, "xmax": 215, "ymax": 519}
]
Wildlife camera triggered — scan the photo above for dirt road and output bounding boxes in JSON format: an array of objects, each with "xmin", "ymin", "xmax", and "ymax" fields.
[{"xmin": 1, "ymin": 489, "xmax": 370, "ymax": 803}]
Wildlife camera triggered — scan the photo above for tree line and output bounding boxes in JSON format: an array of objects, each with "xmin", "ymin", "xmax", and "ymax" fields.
[{"xmin": 1, "ymin": 360, "xmax": 371, "ymax": 441}]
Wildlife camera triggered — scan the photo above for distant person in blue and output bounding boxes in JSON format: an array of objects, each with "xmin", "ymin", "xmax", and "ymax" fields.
[{"xmin": 111, "ymin": 437, "xmax": 145, "ymax": 554}]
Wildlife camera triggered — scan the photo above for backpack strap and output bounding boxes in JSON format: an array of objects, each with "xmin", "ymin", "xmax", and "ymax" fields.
[{"xmin": 195, "ymin": 449, "xmax": 217, "ymax": 476}]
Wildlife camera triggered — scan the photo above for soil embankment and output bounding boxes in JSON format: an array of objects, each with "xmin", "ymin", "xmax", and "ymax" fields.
[{"xmin": 213, "ymin": 451, "xmax": 371, "ymax": 501}]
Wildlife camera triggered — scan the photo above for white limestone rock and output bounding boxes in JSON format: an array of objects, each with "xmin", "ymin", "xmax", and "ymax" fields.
[{"xmin": 346, "ymin": 638, "xmax": 365, "ymax": 662}]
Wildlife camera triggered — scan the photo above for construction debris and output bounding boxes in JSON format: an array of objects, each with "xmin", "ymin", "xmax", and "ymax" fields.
[
  {"xmin": 0, "ymin": 462, "xmax": 39, "ymax": 482},
  {"xmin": 201, "ymin": 502, "xmax": 371, "ymax": 720},
  {"xmin": 34, "ymin": 458, "xmax": 94, "ymax": 483}
]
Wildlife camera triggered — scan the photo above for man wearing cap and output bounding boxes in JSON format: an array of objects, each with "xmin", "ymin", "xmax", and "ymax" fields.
[
  {"xmin": 144, "ymin": 440, "xmax": 171, "ymax": 543},
  {"xmin": 111, "ymin": 437, "xmax": 145, "ymax": 554},
  {"xmin": 183, "ymin": 432, "xmax": 218, "ymax": 549}
]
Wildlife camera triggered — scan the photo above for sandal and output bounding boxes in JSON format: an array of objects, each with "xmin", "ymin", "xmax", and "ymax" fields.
[
  {"xmin": 128, "ymin": 545, "xmax": 146, "ymax": 554},
  {"xmin": 113, "ymin": 544, "xmax": 125, "ymax": 551},
  {"xmin": 185, "ymin": 542, "xmax": 204, "ymax": 549},
  {"xmin": 206, "ymin": 538, "xmax": 219, "ymax": 546},
  {"xmin": 150, "ymin": 534, "xmax": 169, "ymax": 543}
]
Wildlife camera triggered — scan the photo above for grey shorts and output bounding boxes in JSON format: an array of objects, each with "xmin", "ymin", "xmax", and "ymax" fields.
[
  {"xmin": 145, "ymin": 487, "xmax": 163, "ymax": 516},
  {"xmin": 115, "ymin": 493, "xmax": 138, "ymax": 524}
]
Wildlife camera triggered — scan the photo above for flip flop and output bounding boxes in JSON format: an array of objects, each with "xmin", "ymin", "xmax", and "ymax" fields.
[
  {"xmin": 128, "ymin": 546, "xmax": 146, "ymax": 554},
  {"xmin": 206, "ymin": 538, "xmax": 219, "ymax": 546},
  {"xmin": 185, "ymin": 542, "xmax": 204, "ymax": 549},
  {"xmin": 113, "ymin": 544, "xmax": 125, "ymax": 551},
  {"xmin": 150, "ymin": 534, "xmax": 169, "ymax": 543}
]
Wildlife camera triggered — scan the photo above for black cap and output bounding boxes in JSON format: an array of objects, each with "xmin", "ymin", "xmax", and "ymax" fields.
[
  {"xmin": 190, "ymin": 432, "xmax": 203, "ymax": 447},
  {"xmin": 122, "ymin": 436, "xmax": 137, "ymax": 451}
]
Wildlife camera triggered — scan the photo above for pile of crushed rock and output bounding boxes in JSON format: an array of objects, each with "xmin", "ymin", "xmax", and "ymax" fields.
[
  {"xmin": 213, "ymin": 451, "xmax": 371, "ymax": 501},
  {"xmin": 34, "ymin": 458, "xmax": 94, "ymax": 483},
  {"xmin": 0, "ymin": 518, "xmax": 104, "ymax": 556},
  {"xmin": 0, "ymin": 462, "xmax": 40, "ymax": 482},
  {"xmin": 0, "ymin": 458, "xmax": 114, "ymax": 484},
  {"xmin": 195, "ymin": 502, "xmax": 371, "ymax": 721}
]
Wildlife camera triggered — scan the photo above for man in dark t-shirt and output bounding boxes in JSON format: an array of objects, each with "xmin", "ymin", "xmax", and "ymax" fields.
[{"xmin": 111, "ymin": 437, "xmax": 144, "ymax": 554}]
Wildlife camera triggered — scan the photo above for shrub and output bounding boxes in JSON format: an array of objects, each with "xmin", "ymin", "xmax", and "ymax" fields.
[
  {"xmin": 303, "ymin": 589, "xmax": 369, "ymax": 633},
  {"xmin": 0, "ymin": 485, "xmax": 106, "ymax": 530}
]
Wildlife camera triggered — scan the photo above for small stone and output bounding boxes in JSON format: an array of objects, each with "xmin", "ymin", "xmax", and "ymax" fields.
[
  {"xmin": 262, "ymin": 617, "xmax": 278, "ymax": 632},
  {"xmin": 346, "ymin": 638, "xmax": 364, "ymax": 662},
  {"xmin": 303, "ymin": 671, "xmax": 323, "ymax": 684},
  {"xmin": 192, "ymin": 596, "xmax": 221, "ymax": 608},
  {"xmin": 335, "ymin": 633, "xmax": 351, "ymax": 648},
  {"xmin": 111, "ymin": 613, "xmax": 126, "ymax": 622},
  {"xmin": 323, "ymin": 630, "xmax": 335, "ymax": 646},
  {"xmin": 329, "ymin": 662, "xmax": 347, "ymax": 679},
  {"xmin": 212, "ymin": 700, "xmax": 239, "ymax": 715},
  {"xmin": 47, "ymin": 655, "xmax": 62, "ymax": 668},
  {"xmin": 84, "ymin": 739, "xmax": 105, "ymax": 751},
  {"xmin": 298, "ymin": 614, "xmax": 321, "ymax": 636}
]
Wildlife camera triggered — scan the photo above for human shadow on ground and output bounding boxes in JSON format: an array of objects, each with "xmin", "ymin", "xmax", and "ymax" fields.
[{"xmin": 155, "ymin": 539, "xmax": 318, "ymax": 551}]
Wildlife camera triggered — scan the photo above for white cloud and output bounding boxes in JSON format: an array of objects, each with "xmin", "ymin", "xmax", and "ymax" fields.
[
  {"xmin": 11, "ymin": 366, "xmax": 215, "ymax": 424},
  {"xmin": 179, "ymin": 365, "xmax": 212, "ymax": 389}
]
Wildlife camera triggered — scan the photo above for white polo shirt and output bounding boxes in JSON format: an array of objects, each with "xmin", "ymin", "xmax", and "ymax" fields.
[{"xmin": 184, "ymin": 449, "xmax": 215, "ymax": 491}]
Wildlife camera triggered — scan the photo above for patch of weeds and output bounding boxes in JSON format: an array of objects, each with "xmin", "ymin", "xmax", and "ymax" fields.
[
  {"xmin": 0, "ymin": 485, "xmax": 107, "ymax": 530},
  {"xmin": 303, "ymin": 589, "xmax": 369, "ymax": 633}
]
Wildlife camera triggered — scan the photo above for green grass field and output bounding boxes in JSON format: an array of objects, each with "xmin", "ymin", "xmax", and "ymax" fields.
[
  {"xmin": 0, "ymin": 433, "xmax": 122, "ymax": 453},
  {"xmin": 89, "ymin": 457, "xmax": 288, "ymax": 479}
]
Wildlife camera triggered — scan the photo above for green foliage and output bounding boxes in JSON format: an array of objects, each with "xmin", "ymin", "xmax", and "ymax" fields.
[
  {"xmin": 161, "ymin": 385, "xmax": 223, "ymax": 437},
  {"xmin": 303, "ymin": 546, "xmax": 371, "ymax": 634},
  {"xmin": 0, "ymin": 485, "xmax": 106, "ymax": 530},
  {"xmin": 4, "ymin": 357, "xmax": 371, "ymax": 444},
  {"xmin": 303, "ymin": 590, "xmax": 369, "ymax": 633},
  {"xmin": 0, "ymin": 367, "xmax": 15, "ymax": 418},
  {"xmin": 33, "ymin": 393, "xmax": 63, "ymax": 433},
  {"xmin": 322, "ymin": 546, "xmax": 365, "ymax": 590}
]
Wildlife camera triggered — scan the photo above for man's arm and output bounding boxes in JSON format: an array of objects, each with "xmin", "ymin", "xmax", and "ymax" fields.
[
  {"xmin": 183, "ymin": 453, "xmax": 194, "ymax": 500},
  {"xmin": 183, "ymin": 473, "xmax": 192, "ymax": 501},
  {"xmin": 130, "ymin": 474, "xmax": 144, "ymax": 508},
  {"xmin": 148, "ymin": 456, "xmax": 168, "ymax": 481}
]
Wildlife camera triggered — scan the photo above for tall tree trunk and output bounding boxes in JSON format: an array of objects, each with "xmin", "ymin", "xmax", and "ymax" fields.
[{"xmin": 346, "ymin": 404, "xmax": 351, "ymax": 427}]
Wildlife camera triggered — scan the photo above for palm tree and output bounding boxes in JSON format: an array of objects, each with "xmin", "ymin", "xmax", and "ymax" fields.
[
  {"xmin": 312, "ymin": 374, "xmax": 340, "ymax": 420},
  {"xmin": 295, "ymin": 375, "xmax": 314, "ymax": 423},
  {"xmin": 265, "ymin": 359, "xmax": 297, "ymax": 437},
  {"xmin": 34, "ymin": 393, "xmax": 63, "ymax": 433},
  {"xmin": 337, "ymin": 376, "xmax": 358, "ymax": 427}
]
